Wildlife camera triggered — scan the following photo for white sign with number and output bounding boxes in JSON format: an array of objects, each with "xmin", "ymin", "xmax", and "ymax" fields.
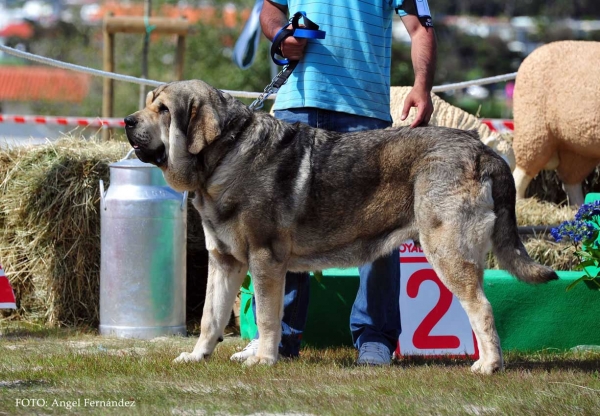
[{"xmin": 396, "ymin": 240, "xmax": 479, "ymax": 358}]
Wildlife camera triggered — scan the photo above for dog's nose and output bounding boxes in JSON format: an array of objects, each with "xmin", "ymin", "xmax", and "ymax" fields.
[{"xmin": 124, "ymin": 116, "xmax": 137, "ymax": 128}]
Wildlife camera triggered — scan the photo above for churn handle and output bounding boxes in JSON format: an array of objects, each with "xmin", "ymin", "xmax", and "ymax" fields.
[
  {"xmin": 101, "ymin": 149, "xmax": 133, "ymax": 211},
  {"xmin": 121, "ymin": 149, "xmax": 136, "ymax": 161},
  {"xmin": 99, "ymin": 180, "xmax": 107, "ymax": 211},
  {"xmin": 181, "ymin": 191, "xmax": 188, "ymax": 211}
]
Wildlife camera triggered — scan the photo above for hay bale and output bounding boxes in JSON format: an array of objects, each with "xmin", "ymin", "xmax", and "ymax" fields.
[
  {"xmin": 0, "ymin": 137, "xmax": 208, "ymax": 327},
  {"xmin": 0, "ymin": 138, "xmax": 128, "ymax": 325},
  {"xmin": 515, "ymin": 198, "xmax": 576, "ymax": 226},
  {"xmin": 484, "ymin": 198, "xmax": 578, "ymax": 271},
  {"xmin": 486, "ymin": 239, "xmax": 576, "ymax": 271}
]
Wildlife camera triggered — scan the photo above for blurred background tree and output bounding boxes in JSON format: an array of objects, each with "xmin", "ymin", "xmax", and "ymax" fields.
[{"xmin": 3, "ymin": 0, "xmax": 599, "ymax": 120}]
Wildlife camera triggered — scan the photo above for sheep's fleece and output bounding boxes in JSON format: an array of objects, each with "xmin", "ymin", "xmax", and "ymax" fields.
[
  {"xmin": 512, "ymin": 40, "xmax": 600, "ymax": 206},
  {"xmin": 390, "ymin": 86, "xmax": 514, "ymax": 169}
]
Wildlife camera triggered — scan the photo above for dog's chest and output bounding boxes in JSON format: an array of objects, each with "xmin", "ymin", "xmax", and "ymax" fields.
[{"xmin": 199, "ymin": 202, "xmax": 248, "ymax": 262}]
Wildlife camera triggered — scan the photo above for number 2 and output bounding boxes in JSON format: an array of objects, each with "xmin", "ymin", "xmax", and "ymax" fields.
[{"xmin": 406, "ymin": 269, "xmax": 461, "ymax": 350}]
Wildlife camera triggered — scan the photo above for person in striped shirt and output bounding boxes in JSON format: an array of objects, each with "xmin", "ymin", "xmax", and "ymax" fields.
[{"xmin": 232, "ymin": 0, "xmax": 436, "ymax": 366}]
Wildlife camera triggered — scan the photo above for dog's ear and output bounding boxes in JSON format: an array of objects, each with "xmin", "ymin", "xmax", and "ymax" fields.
[
  {"xmin": 146, "ymin": 84, "xmax": 169, "ymax": 107},
  {"xmin": 186, "ymin": 105, "xmax": 221, "ymax": 155},
  {"xmin": 145, "ymin": 90, "xmax": 154, "ymax": 107},
  {"xmin": 146, "ymin": 91, "xmax": 154, "ymax": 107}
]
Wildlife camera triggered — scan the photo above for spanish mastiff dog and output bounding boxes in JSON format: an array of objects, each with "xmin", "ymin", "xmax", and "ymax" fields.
[{"xmin": 124, "ymin": 80, "xmax": 558, "ymax": 375}]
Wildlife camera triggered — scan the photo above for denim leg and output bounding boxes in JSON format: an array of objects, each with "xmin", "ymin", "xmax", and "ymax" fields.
[
  {"xmin": 326, "ymin": 111, "xmax": 401, "ymax": 355},
  {"xmin": 279, "ymin": 271, "xmax": 310, "ymax": 357},
  {"xmin": 350, "ymin": 249, "xmax": 400, "ymax": 355}
]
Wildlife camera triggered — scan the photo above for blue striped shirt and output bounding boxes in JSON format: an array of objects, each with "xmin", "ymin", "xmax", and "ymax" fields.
[{"xmin": 270, "ymin": 0, "xmax": 410, "ymax": 122}]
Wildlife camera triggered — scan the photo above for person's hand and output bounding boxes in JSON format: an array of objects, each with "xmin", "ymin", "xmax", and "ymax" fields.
[
  {"xmin": 400, "ymin": 87, "xmax": 434, "ymax": 128},
  {"xmin": 280, "ymin": 35, "xmax": 307, "ymax": 61}
]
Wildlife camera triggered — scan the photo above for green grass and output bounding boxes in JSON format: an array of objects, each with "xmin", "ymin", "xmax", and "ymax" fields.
[{"xmin": 1, "ymin": 323, "xmax": 599, "ymax": 415}]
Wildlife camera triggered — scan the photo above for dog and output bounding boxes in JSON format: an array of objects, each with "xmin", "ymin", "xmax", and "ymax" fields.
[{"xmin": 124, "ymin": 80, "xmax": 558, "ymax": 375}]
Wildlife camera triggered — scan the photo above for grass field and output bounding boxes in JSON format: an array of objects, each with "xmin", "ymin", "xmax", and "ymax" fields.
[{"xmin": 1, "ymin": 323, "xmax": 599, "ymax": 415}]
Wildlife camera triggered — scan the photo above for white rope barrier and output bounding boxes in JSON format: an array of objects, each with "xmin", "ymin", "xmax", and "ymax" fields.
[
  {"xmin": 0, "ymin": 44, "xmax": 516, "ymax": 100},
  {"xmin": 0, "ymin": 45, "xmax": 263, "ymax": 99},
  {"xmin": 432, "ymin": 73, "xmax": 517, "ymax": 93}
]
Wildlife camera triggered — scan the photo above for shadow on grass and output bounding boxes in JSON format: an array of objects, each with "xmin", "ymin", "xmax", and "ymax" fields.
[
  {"xmin": 300, "ymin": 348, "xmax": 472, "ymax": 369},
  {"xmin": 397, "ymin": 355, "xmax": 600, "ymax": 373},
  {"xmin": 0, "ymin": 322, "xmax": 96, "ymax": 340},
  {"xmin": 0, "ymin": 379, "xmax": 51, "ymax": 389},
  {"xmin": 504, "ymin": 358, "xmax": 600, "ymax": 373},
  {"xmin": 395, "ymin": 353, "xmax": 600, "ymax": 374},
  {"xmin": 299, "ymin": 346, "xmax": 600, "ymax": 374}
]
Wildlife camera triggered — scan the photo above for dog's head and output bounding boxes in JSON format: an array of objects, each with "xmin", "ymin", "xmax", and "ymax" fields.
[{"xmin": 124, "ymin": 80, "xmax": 237, "ymax": 190}]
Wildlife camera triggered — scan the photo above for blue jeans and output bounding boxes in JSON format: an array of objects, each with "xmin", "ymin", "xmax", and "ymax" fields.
[{"xmin": 252, "ymin": 108, "xmax": 401, "ymax": 356}]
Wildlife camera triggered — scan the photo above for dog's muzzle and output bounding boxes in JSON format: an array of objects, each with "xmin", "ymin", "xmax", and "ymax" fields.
[
  {"xmin": 124, "ymin": 115, "xmax": 168, "ymax": 167},
  {"xmin": 133, "ymin": 144, "xmax": 167, "ymax": 167}
]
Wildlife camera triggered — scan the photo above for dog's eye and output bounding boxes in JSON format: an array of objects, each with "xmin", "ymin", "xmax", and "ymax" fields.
[{"xmin": 158, "ymin": 104, "xmax": 169, "ymax": 114}]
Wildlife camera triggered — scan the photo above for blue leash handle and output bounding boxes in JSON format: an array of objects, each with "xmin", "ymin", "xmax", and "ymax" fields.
[{"xmin": 270, "ymin": 11, "xmax": 326, "ymax": 66}]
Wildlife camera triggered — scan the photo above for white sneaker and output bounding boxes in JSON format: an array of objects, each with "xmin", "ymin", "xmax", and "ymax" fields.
[
  {"xmin": 230, "ymin": 339, "xmax": 259, "ymax": 362},
  {"xmin": 356, "ymin": 342, "xmax": 391, "ymax": 366}
]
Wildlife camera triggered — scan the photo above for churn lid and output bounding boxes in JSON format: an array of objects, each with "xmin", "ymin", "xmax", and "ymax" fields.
[{"xmin": 108, "ymin": 150, "xmax": 167, "ymax": 187}]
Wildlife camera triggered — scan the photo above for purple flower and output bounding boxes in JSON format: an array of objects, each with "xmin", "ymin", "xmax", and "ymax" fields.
[
  {"xmin": 575, "ymin": 200, "xmax": 600, "ymax": 222},
  {"xmin": 551, "ymin": 219, "xmax": 597, "ymax": 244}
]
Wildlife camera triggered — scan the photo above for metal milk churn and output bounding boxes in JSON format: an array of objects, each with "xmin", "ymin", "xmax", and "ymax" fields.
[{"xmin": 99, "ymin": 151, "xmax": 188, "ymax": 339}]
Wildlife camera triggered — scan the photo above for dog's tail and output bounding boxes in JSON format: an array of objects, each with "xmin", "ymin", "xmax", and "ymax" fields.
[{"xmin": 486, "ymin": 153, "xmax": 559, "ymax": 284}]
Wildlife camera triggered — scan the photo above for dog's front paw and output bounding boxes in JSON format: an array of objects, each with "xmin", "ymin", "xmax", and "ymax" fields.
[
  {"xmin": 470, "ymin": 359, "xmax": 503, "ymax": 375},
  {"xmin": 242, "ymin": 355, "xmax": 278, "ymax": 367},
  {"xmin": 173, "ymin": 351, "xmax": 207, "ymax": 363}
]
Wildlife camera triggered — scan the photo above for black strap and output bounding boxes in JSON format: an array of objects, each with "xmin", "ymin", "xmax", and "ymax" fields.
[
  {"xmin": 249, "ymin": 12, "xmax": 325, "ymax": 111},
  {"xmin": 272, "ymin": 62, "xmax": 298, "ymax": 89},
  {"xmin": 270, "ymin": 11, "xmax": 326, "ymax": 66}
]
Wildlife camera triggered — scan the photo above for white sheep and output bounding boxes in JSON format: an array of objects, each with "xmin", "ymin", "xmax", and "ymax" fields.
[
  {"xmin": 512, "ymin": 40, "xmax": 600, "ymax": 206},
  {"xmin": 391, "ymin": 86, "xmax": 515, "ymax": 169}
]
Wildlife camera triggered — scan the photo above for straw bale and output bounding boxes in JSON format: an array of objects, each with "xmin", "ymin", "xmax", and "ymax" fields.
[
  {"xmin": 515, "ymin": 198, "xmax": 576, "ymax": 226},
  {"xmin": 484, "ymin": 198, "xmax": 578, "ymax": 271},
  {"xmin": 486, "ymin": 239, "xmax": 576, "ymax": 271},
  {"xmin": 0, "ymin": 137, "xmax": 208, "ymax": 326},
  {"xmin": 0, "ymin": 138, "xmax": 128, "ymax": 325}
]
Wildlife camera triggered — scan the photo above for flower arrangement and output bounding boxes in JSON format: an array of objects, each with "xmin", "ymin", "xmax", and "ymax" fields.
[{"xmin": 551, "ymin": 200, "xmax": 600, "ymax": 291}]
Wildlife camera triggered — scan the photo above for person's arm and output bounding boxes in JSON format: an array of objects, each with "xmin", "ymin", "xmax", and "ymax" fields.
[
  {"xmin": 399, "ymin": 14, "xmax": 437, "ymax": 128},
  {"xmin": 260, "ymin": 0, "xmax": 307, "ymax": 60}
]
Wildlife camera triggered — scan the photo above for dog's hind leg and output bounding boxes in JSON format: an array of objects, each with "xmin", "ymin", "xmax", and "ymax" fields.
[
  {"xmin": 419, "ymin": 221, "xmax": 504, "ymax": 375},
  {"xmin": 243, "ymin": 247, "xmax": 288, "ymax": 366},
  {"xmin": 174, "ymin": 250, "xmax": 247, "ymax": 363}
]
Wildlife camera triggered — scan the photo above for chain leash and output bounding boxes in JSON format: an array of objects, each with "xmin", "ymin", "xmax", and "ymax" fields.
[{"xmin": 248, "ymin": 65, "xmax": 288, "ymax": 111}]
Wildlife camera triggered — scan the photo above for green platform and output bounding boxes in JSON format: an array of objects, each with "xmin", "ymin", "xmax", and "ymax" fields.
[{"xmin": 240, "ymin": 269, "xmax": 600, "ymax": 351}]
